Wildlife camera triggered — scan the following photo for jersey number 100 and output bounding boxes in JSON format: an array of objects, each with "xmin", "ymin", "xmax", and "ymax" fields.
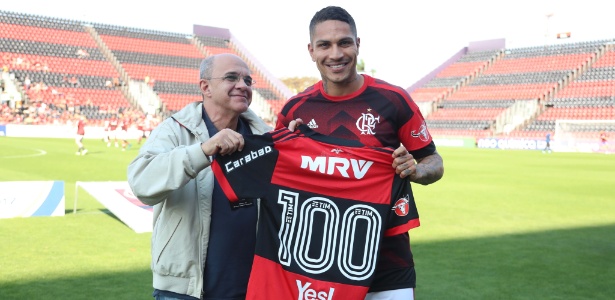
[{"xmin": 277, "ymin": 189, "xmax": 382, "ymax": 281}]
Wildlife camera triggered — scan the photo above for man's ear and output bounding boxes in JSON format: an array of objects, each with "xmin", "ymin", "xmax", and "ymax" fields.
[
  {"xmin": 308, "ymin": 43, "xmax": 315, "ymax": 62},
  {"xmin": 199, "ymin": 79, "xmax": 211, "ymax": 96}
]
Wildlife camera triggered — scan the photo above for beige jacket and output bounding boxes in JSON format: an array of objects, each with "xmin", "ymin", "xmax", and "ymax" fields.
[{"xmin": 127, "ymin": 102, "xmax": 272, "ymax": 298}]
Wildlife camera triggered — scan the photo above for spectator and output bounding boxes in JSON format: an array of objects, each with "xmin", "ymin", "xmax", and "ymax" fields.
[
  {"xmin": 0, "ymin": 90, "xmax": 10, "ymax": 106},
  {"xmin": 76, "ymin": 48, "xmax": 89, "ymax": 58},
  {"xmin": 24, "ymin": 75, "xmax": 31, "ymax": 91},
  {"xmin": 69, "ymin": 76, "xmax": 80, "ymax": 87}
]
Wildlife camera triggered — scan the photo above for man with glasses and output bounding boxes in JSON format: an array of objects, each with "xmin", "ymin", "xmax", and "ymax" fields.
[{"xmin": 128, "ymin": 53, "xmax": 272, "ymax": 300}]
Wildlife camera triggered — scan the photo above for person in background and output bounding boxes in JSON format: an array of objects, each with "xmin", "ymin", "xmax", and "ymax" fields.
[
  {"xmin": 276, "ymin": 6, "xmax": 444, "ymax": 299},
  {"xmin": 24, "ymin": 75, "xmax": 31, "ymax": 91},
  {"xmin": 138, "ymin": 113, "xmax": 158, "ymax": 144},
  {"xmin": 75, "ymin": 115, "xmax": 87, "ymax": 155},
  {"xmin": 105, "ymin": 114, "xmax": 119, "ymax": 147},
  {"xmin": 543, "ymin": 132, "xmax": 552, "ymax": 153},
  {"xmin": 599, "ymin": 131, "xmax": 609, "ymax": 154},
  {"xmin": 118, "ymin": 113, "xmax": 132, "ymax": 151},
  {"xmin": 127, "ymin": 53, "xmax": 272, "ymax": 300},
  {"xmin": 136, "ymin": 114, "xmax": 147, "ymax": 145}
]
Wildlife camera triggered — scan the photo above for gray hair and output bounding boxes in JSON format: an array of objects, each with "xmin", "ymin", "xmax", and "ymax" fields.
[{"xmin": 199, "ymin": 56, "xmax": 215, "ymax": 80}]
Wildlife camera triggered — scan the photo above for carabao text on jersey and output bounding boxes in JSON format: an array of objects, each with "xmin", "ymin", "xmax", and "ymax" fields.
[{"xmin": 224, "ymin": 146, "xmax": 272, "ymax": 172}]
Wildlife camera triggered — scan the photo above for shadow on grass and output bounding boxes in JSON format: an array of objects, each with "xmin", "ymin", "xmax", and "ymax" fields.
[
  {"xmin": 62, "ymin": 208, "xmax": 140, "ymax": 232},
  {"xmin": 62, "ymin": 209, "xmax": 120, "ymax": 221},
  {"xmin": 413, "ymin": 224, "xmax": 615, "ymax": 299},
  {"xmin": 99, "ymin": 208, "xmax": 123, "ymax": 223},
  {"xmin": 1, "ymin": 225, "xmax": 613, "ymax": 300},
  {"xmin": 0, "ymin": 268, "xmax": 152, "ymax": 300}
]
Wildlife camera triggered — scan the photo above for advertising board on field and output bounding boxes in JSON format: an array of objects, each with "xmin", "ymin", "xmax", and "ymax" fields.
[
  {"xmin": 0, "ymin": 181, "xmax": 65, "ymax": 219},
  {"xmin": 433, "ymin": 137, "xmax": 476, "ymax": 148},
  {"xmin": 1, "ymin": 124, "xmax": 142, "ymax": 139},
  {"xmin": 477, "ymin": 138, "xmax": 548, "ymax": 150},
  {"xmin": 76, "ymin": 181, "xmax": 152, "ymax": 233}
]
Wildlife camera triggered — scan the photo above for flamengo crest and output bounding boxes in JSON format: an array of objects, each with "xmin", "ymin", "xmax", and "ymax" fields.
[{"xmin": 356, "ymin": 109, "xmax": 380, "ymax": 135}]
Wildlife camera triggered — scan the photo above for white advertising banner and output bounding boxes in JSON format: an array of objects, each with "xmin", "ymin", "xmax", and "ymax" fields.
[
  {"xmin": 0, "ymin": 181, "xmax": 65, "ymax": 218},
  {"xmin": 3, "ymin": 124, "xmax": 142, "ymax": 139},
  {"xmin": 76, "ymin": 181, "xmax": 152, "ymax": 233}
]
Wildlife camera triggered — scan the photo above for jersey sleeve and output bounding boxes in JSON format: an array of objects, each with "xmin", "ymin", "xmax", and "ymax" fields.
[
  {"xmin": 274, "ymin": 111, "xmax": 289, "ymax": 130},
  {"xmin": 384, "ymin": 176, "xmax": 420, "ymax": 236},
  {"xmin": 397, "ymin": 91, "xmax": 437, "ymax": 159},
  {"xmin": 275, "ymin": 85, "xmax": 319, "ymax": 130},
  {"xmin": 275, "ymin": 98, "xmax": 300, "ymax": 130},
  {"xmin": 211, "ymin": 133, "xmax": 278, "ymax": 208}
]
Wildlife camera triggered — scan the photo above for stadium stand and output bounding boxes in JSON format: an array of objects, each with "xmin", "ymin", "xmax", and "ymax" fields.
[
  {"xmin": 519, "ymin": 44, "xmax": 615, "ymax": 141},
  {"xmin": 1, "ymin": 10, "xmax": 292, "ymax": 128},
  {"xmin": 409, "ymin": 39, "xmax": 615, "ymax": 142},
  {"xmin": 0, "ymin": 10, "xmax": 125, "ymax": 124},
  {"xmin": 1, "ymin": 9, "xmax": 613, "ymax": 147},
  {"xmin": 410, "ymin": 48, "xmax": 503, "ymax": 138},
  {"xmin": 91, "ymin": 22, "xmax": 204, "ymax": 114}
]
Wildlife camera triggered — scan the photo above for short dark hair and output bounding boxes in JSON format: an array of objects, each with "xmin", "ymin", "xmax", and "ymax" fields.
[{"xmin": 309, "ymin": 6, "xmax": 357, "ymax": 41}]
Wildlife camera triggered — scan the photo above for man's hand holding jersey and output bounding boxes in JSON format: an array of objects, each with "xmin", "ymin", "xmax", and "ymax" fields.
[{"xmin": 201, "ymin": 128, "xmax": 245, "ymax": 157}]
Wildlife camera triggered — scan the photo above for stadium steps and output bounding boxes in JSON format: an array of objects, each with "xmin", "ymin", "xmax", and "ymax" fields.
[{"xmin": 84, "ymin": 25, "xmax": 138, "ymax": 112}]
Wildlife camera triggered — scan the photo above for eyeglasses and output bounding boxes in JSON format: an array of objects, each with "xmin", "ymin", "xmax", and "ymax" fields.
[{"xmin": 208, "ymin": 74, "xmax": 255, "ymax": 87}]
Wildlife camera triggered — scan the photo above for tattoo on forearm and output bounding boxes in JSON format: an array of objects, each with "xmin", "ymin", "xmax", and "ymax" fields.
[{"xmin": 413, "ymin": 153, "xmax": 444, "ymax": 185}]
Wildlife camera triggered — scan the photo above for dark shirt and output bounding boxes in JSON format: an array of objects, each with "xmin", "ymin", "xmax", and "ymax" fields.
[
  {"xmin": 202, "ymin": 111, "xmax": 256, "ymax": 300},
  {"xmin": 154, "ymin": 111, "xmax": 256, "ymax": 300}
]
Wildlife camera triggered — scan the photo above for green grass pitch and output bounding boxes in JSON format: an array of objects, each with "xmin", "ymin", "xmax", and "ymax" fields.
[{"xmin": 1, "ymin": 136, "xmax": 614, "ymax": 299}]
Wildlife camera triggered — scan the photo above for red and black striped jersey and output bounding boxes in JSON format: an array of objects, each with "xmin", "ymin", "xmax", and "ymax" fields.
[
  {"xmin": 212, "ymin": 126, "xmax": 420, "ymax": 300},
  {"xmin": 276, "ymin": 74, "xmax": 437, "ymax": 292},
  {"xmin": 276, "ymin": 74, "xmax": 435, "ymax": 157}
]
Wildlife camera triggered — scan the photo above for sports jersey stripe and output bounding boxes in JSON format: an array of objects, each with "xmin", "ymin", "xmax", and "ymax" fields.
[
  {"xmin": 280, "ymin": 88, "xmax": 319, "ymax": 118},
  {"xmin": 271, "ymin": 128, "xmax": 297, "ymax": 142},
  {"xmin": 385, "ymin": 219, "xmax": 421, "ymax": 237},
  {"xmin": 210, "ymin": 159, "xmax": 239, "ymax": 202}
]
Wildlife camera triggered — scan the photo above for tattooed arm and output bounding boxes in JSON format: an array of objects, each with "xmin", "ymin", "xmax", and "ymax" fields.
[{"xmin": 393, "ymin": 149, "xmax": 444, "ymax": 185}]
